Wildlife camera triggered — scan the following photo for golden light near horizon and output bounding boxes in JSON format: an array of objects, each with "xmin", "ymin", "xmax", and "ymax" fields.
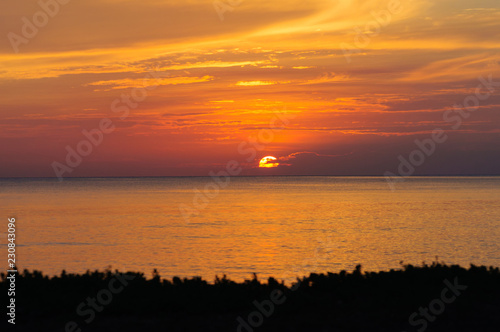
[{"xmin": 259, "ymin": 156, "xmax": 279, "ymax": 168}]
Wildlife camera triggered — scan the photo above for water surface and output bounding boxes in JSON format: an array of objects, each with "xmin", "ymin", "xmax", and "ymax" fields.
[{"xmin": 1, "ymin": 176, "xmax": 499, "ymax": 283}]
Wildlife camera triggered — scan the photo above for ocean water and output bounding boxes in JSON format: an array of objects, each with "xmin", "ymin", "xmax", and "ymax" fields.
[{"xmin": 1, "ymin": 176, "xmax": 499, "ymax": 283}]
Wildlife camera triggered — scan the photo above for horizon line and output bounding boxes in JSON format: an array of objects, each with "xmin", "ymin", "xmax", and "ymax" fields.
[{"xmin": 1, "ymin": 174, "xmax": 500, "ymax": 180}]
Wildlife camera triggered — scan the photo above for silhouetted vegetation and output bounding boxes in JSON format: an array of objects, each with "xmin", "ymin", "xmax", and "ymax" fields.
[{"xmin": 1, "ymin": 262, "xmax": 499, "ymax": 331}]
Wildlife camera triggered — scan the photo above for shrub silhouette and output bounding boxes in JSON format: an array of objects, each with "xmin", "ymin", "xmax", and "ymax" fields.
[{"xmin": 1, "ymin": 262, "xmax": 499, "ymax": 331}]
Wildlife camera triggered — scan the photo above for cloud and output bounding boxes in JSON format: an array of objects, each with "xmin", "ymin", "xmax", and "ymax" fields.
[
  {"xmin": 401, "ymin": 53, "xmax": 500, "ymax": 83},
  {"xmin": 300, "ymin": 72, "xmax": 351, "ymax": 85},
  {"xmin": 85, "ymin": 75, "xmax": 213, "ymax": 91},
  {"xmin": 278, "ymin": 151, "xmax": 349, "ymax": 166},
  {"xmin": 235, "ymin": 80, "xmax": 281, "ymax": 86}
]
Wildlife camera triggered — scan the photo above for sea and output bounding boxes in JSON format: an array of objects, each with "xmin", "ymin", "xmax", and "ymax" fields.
[{"xmin": 1, "ymin": 176, "xmax": 499, "ymax": 283}]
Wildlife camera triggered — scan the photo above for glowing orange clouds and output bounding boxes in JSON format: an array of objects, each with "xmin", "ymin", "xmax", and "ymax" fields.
[
  {"xmin": 236, "ymin": 81, "xmax": 277, "ymax": 86},
  {"xmin": 1, "ymin": 0, "xmax": 500, "ymax": 178},
  {"xmin": 259, "ymin": 156, "xmax": 279, "ymax": 168}
]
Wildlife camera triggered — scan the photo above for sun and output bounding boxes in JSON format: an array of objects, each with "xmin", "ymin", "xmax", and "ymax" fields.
[{"xmin": 259, "ymin": 156, "xmax": 279, "ymax": 168}]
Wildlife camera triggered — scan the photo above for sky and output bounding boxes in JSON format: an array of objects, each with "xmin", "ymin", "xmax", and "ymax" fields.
[{"xmin": 0, "ymin": 0, "xmax": 499, "ymax": 177}]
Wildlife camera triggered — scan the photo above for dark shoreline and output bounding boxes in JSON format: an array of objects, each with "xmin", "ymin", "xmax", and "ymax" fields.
[{"xmin": 2, "ymin": 262, "xmax": 499, "ymax": 331}]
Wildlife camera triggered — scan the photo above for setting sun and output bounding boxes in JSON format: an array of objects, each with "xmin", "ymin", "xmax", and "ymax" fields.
[{"xmin": 259, "ymin": 156, "xmax": 279, "ymax": 168}]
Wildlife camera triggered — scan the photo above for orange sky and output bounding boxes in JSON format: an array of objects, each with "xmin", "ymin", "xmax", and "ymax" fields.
[{"xmin": 1, "ymin": 0, "xmax": 499, "ymax": 177}]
